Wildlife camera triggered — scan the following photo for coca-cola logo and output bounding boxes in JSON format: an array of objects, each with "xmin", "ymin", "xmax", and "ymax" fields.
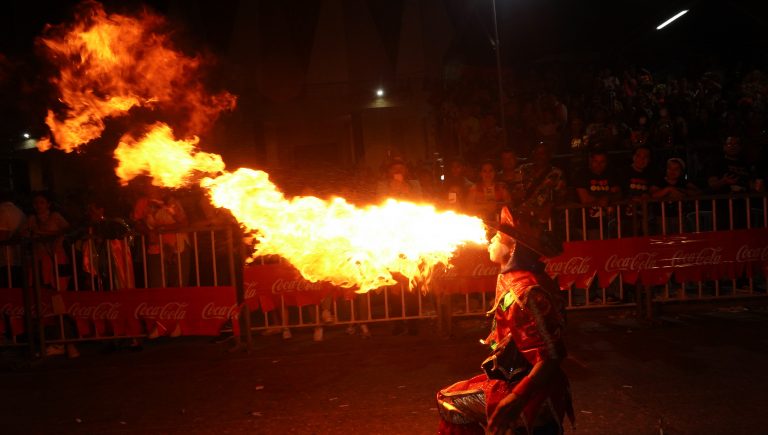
[
  {"xmin": 68, "ymin": 302, "xmax": 121, "ymax": 320},
  {"xmin": 201, "ymin": 302, "xmax": 238, "ymax": 320},
  {"xmin": 1, "ymin": 303, "xmax": 24, "ymax": 317},
  {"xmin": 545, "ymin": 256, "xmax": 592, "ymax": 275},
  {"xmin": 431, "ymin": 267, "xmax": 458, "ymax": 280},
  {"xmin": 671, "ymin": 248, "xmax": 722, "ymax": 268},
  {"xmin": 605, "ymin": 252, "xmax": 657, "ymax": 272},
  {"xmin": 735, "ymin": 245, "xmax": 768, "ymax": 262},
  {"xmin": 472, "ymin": 264, "xmax": 499, "ymax": 277},
  {"xmin": 271, "ymin": 278, "xmax": 325, "ymax": 294},
  {"xmin": 244, "ymin": 281, "xmax": 259, "ymax": 300},
  {"xmin": 134, "ymin": 302, "xmax": 188, "ymax": 320}
]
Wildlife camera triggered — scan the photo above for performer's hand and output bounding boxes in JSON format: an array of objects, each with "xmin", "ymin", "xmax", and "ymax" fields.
[{"xmin": 487, "ymin": 392, "xmax": 524, "ymax": 434}]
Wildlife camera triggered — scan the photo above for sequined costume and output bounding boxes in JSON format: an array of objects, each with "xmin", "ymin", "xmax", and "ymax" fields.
[{"xmin": 437, "ymin": 209, "xmax": 573, "ymax": 434}]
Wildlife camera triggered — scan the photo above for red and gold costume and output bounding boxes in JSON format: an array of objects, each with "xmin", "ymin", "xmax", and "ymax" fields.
[{"xmin": 437, "ymin": 209, "xmax": 573, "ymax": 434}]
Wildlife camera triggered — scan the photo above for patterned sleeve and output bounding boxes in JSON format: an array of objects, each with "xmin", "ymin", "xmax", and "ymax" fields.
[{"xmin": 519, "ymin": 288, "xmax": 566, "ymax": 364}]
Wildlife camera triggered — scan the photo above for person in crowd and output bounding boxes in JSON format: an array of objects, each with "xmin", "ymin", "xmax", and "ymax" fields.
[
  {"xmin": 441, "ymin": 157, "xmax": 473, "ymax": 210},
  {"xmin": 706, "ymin": 136, "xmax": 752, "ymax": 194},
  {"xmin": 573, "ymin": 148, "xmax": 621, "ymax": 240},
  {"xmin": 651, "ymin": 158, "xmax": 702, "ymax": 234},
  {"xmin": 132, "ymin": 186, "xmax": 191, "ymax": 289},
  {"xmin": 585, "ymin": 107, "xmax": 619, "ymax": 150},
  {"xmin": 377, "ymin": 158, "xmax": 423, "ymax": 201},
  {"xmin": 467, "ymin": 161, "xmax": 512, "ymax": 223},
  {"xmin": 76, "ymin": 200, "xmax": 134, "ymax": 291},
  {"xmin": 23, "ymin": 192, "xmax": 71, "ymax": 291},
  {"xmin": 0, "ymin": 191, "xmax": 25, "ymax": 288},
  {"xmin": 510, "ymin": 142, "xmax": 566, "ymax": 227},
  {"xmin": 436, "ymin": 207, "xmax": 572, "ymax": 434},
  {"xmin": 497, "ymin": 149, "xmax": 520, "ymax": 192},
  {"xmin": 22, "ymin": 192, "xmax": 78, "ymax": 358},
  {"xmin": 618, "ymin": 145, "xmax": 654, "ymax": 236},
  {"xmin": 706, "ymin": 136, "xmax": 754, "ymax": 230}
]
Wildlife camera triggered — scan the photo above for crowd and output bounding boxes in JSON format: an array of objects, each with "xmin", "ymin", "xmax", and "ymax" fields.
[{"xmin": 2, "ymin": 62, "xmax": 768, "ymax": 350}]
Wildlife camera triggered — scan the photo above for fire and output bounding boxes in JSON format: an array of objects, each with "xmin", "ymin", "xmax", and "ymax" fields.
[
  {"xmin": 42, "ymin": 2, "xmax": 489, "ymax": 292},
  {"xmin": 114, "ymin": 123, "xmax": 487, "ymax": 292},
  {"xmin": 202, "ymin": 170, "xmax": 487, "ymax": 292},
  {"xmin": 38, "ymin": 1, "xmax": 234, "ymax": 152},
  {"xmin": 114, "ymin": 123, "xmax": 225, "ymax": 187}
]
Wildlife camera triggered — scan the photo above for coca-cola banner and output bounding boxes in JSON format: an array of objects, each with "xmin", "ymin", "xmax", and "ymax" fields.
[
  {"xmin": 0, "ymin": 288, "xmax": 56, "ymax": 337},
  {"xmin": 0, "ymin": 287, "xmax": 237, "ymax": 337},
  {"xmin": 243, "ymin": 263, "xmax": 343, "ymax": 312},
  {"xmin": 543, "ymin": 228, "xmax": 768, "ymax": 289}
]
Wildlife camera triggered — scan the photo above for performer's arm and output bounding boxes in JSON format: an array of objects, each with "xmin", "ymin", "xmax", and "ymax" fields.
[{"xmin": 487, "ymin": 358, "xmax": 562, "ymax": 433}]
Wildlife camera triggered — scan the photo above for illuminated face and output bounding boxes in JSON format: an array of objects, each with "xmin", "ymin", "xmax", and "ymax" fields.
[
  {"xmin": 32, "ymin": 195, "xmax": 50, "ymax": 215},
  {"xmin": 589, "ymin": 154, "xmax": 608, "ymax": 175},
  {"xmin": 488, "ymin": 232, "xmax": 513, "ymax": 264},
  {"xmin": 632, "ymin": 148, "xmax": 650, "ymax": 170},
  {"xmin": 480, "ymin": 163, "xmax": 496, "ymax": 183},
  {"xmin": 666, "ymin": 160, "xmax": 683, "ymax": 180}
]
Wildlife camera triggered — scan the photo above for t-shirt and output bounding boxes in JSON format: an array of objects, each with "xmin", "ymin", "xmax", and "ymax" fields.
[
  {"xmin": 572, "ymin": 169, "xmax": 620, "ymax": 220},
  {"xmin": 707, "ymin": 157, "xmax": 752, "ymax": 193},
  {"xmin": 573, "ymin": 169, "xmax": 619, "ymax": 198},
  {"xmin": 620, "ymin": 166, "xmax": 653, "ymax": 198}
]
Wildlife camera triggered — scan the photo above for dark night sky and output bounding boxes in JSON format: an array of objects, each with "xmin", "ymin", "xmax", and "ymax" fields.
[{"xmin": 1, "ymin": 0, "xmax": 767, "ymax": 140}]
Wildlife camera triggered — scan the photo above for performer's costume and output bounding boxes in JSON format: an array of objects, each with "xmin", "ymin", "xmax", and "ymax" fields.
[{"xmin": 437, "ymin": 209, "xmax": 573, "ymax": 434}]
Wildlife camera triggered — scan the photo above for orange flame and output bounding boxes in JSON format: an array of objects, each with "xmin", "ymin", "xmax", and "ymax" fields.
[
  {"xmin": 39, "ymin": 1, "xmax": 235, "ymax": 152},
  {"xmin": 114, "ymin": 124, "xmax": 487, "ymax": 292},
  {"xmin": 114, "ymin": 123, "xmax": 225, "ymax": 187},
  {"xmin": 202, "ymin": 169, "xmax": 487, "ymax": 292},
  {"xmin": 42, "ymin": 2, "xmax": 489, "ymax": 292}
]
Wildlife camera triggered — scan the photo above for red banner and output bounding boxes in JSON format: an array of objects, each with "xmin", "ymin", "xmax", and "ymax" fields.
[
  {"xmin": 0, "ymin": 287, "xmax": 236, "ymax": 337},
  {"xmin": 543, "ymin": 228, "xmax": 768, "ymax": 289},
  {"xmin": 5, "ymin": 229, "xmax": 767, "ymax": 326},
  {"xmin": 243, "ymin": 263, "xmax": 345, "ymax": 312}
]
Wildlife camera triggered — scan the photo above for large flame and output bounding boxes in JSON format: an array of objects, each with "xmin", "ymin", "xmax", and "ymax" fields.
[
  {"xmin": 116, "ymin": 124, "xmax": 487, "ymax": 292},
  {"xmin": 114, "ymin": 123, "xmax": 225, "ymax": 187},
  {"xmin": 202, "ymin": 170, "xmax": 487, "ymax": 292},
  {"xmin": 41, "ymin": 2, "xmax": 489, "ymax": 292},
  {"xmin": 38, "ymin": 1, "xmax": 235, "ymax": 152}
]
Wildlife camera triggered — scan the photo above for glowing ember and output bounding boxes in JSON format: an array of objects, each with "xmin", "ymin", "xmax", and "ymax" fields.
[{"xmin": 38, "ymin": 1, "xmax": 234, "ymax": 152}]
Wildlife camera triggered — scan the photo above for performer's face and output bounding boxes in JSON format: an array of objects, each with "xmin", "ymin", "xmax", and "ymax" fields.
[{"xmin": 488, "ymin": 233, "xmax": 513, "ymax": 264}]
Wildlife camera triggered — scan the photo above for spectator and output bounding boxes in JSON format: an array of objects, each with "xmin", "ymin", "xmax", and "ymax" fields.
[
  {"xmin": 510, "ymin": 142, "xmax": 566, "ymax": 227},
  {"xmin": 467, "ymin": 161, "xmax": 511, "ymax": 222},
  {"xmin": 78, "ymin": 200, "xmax": 134, "ymax": 290},
  {"xmin": 377, "ymin": 158, "xmax": 422, "ymax": 201},
  {"xmin": 618, "ymin": 145, "xmax": 654, "ymax": 235},
  {"xmin": 573, "ymin": 148, "xmax": 621, "ymax": 240},
  {"xmin": 22, "ymin": 192, "xmax": 78, "ymax": 358},
  {"xmin": 497, "ymin": 149, "xmax": 520, "ymax": 193},
  {"xmin": 0, "ymin": 191, "xmax": 25, "ymax": 288},
  {"xmin": 132, "ymin": 186, "xmax": 191, "ymax": 289},
  {"xmin": 706, "ymin": 136, "xmax": 752, "ymax": 194},
  {"xmin": 23, "ymin": 192, "xmax": 71, "ymax": 290},
  {"xmin": 585, "ymin": 108, "xmax": 619, "ymax": 149},
  {"xmin": 441, "ymin": 157, "xmax": 473, "ymax": 210},
  {"xmin": 651, "ymin": 158, "xmax": 702, "ymax": 233}
]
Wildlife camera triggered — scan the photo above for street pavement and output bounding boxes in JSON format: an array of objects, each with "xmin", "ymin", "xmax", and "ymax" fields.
[{"xmin": 1, "ymin": 304, "xmax": 767, "ymax": 434}]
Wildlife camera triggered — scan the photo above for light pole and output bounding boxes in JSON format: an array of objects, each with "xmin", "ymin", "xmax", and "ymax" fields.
[{"xmin": 491, "ymin": 0, "xmax": 506, "ymax": 148}]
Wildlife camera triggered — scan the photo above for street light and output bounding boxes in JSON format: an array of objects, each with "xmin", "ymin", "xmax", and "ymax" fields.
[
  {"xmin": 22, "ymin": 132, "xmax": 30, "ymax": 139},
  {"xmin": 376, "ymin": 88, "xmax": 384, "ymax": 97},
  {"xmin": 656, "ymin": 10, "xmax": 689, "ymax": 30}
]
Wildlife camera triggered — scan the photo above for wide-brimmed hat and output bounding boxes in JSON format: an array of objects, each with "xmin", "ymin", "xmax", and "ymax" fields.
[{"xmin": 491, "ymin": 207, "xmax": 563, "ymax": 258}]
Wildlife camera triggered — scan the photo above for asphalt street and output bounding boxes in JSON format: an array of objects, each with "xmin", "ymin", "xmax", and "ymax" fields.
[{"xmin": 2, "ymin": 303, "xmax": 767, "ymax": 435}]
